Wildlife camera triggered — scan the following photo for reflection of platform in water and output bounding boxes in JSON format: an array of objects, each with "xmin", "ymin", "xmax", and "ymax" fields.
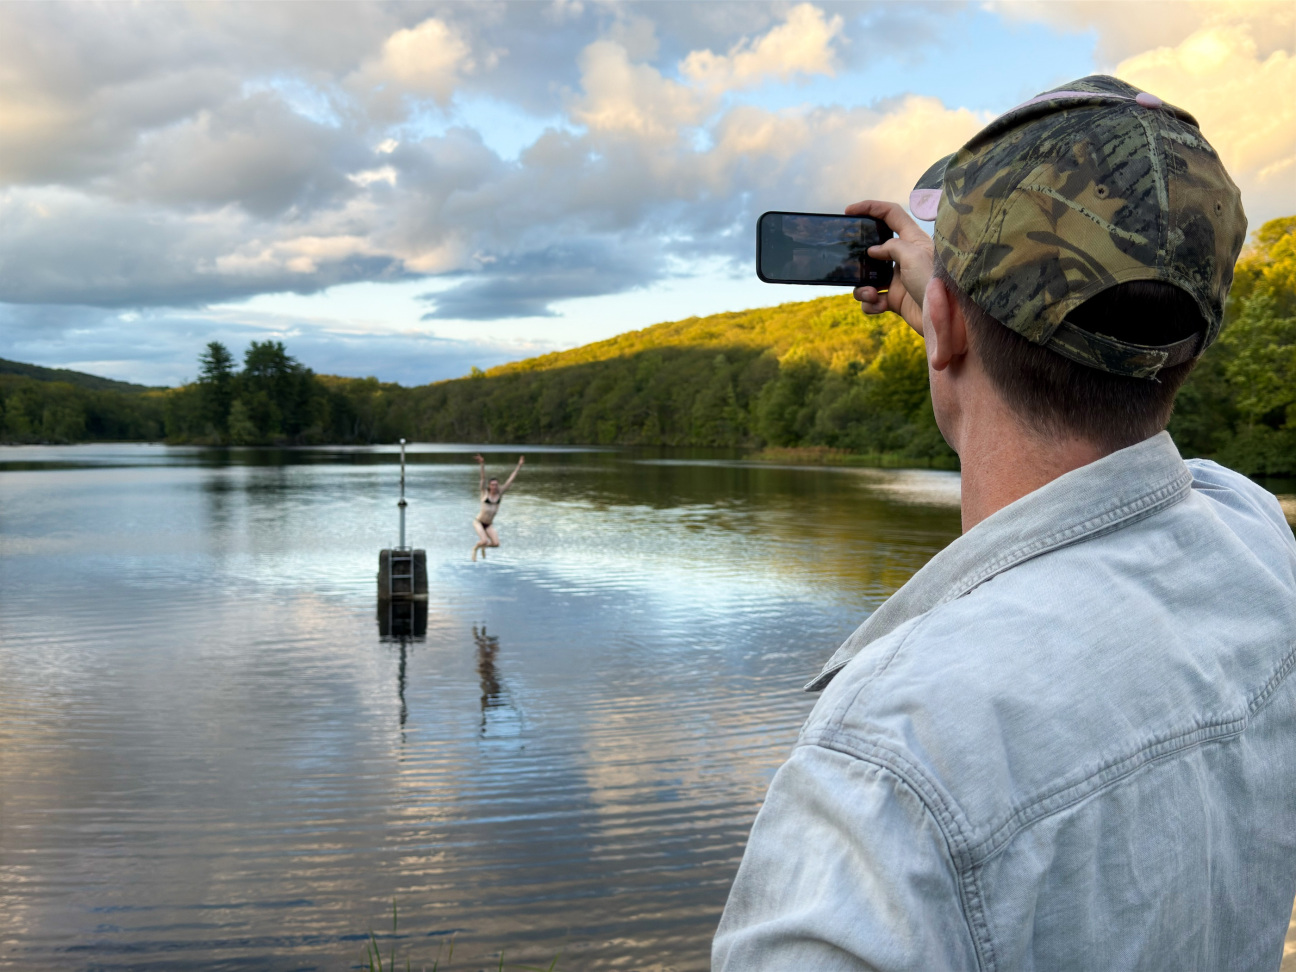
[{"xmin": 379, "ymin": 598, "xmax": 427, "ymax": 639}]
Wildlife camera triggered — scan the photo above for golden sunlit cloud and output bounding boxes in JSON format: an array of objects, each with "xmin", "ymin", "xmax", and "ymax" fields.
[
  {"xmin": 350, "ymin": 16, "xmax": 483, "ymax": 112},
  {"xmin": 1116, "ymin": 23, "xmax": 1296, "ymax": 224},
  {"xmin": 682, "ymin": 3, "xmax": 845, "ymax": 93},
  {"xmin": 706, "ymin": 96, "xmax": 986, "ymax": 208},
  {"xmin": 570, "ymin": 39, "xmax": 704, "ymax": 140},
  {"xmin": 992, "ymin": 0, "xmax": 1294, "ymax": 63}
]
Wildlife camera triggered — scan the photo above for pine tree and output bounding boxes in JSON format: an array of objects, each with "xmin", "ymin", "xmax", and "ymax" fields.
[{"xmin": 197, "ymin": 341, "xmax": 235, "ymax": 439}]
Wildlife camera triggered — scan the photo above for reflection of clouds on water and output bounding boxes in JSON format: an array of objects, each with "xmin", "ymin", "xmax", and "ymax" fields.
[
  {"xmin": 851, "ymin": 468, "xmax": 962, "ymax": 508},
  {"xmin": 0, "ymin": 443, "xmax": 963, "ymax": 970}
]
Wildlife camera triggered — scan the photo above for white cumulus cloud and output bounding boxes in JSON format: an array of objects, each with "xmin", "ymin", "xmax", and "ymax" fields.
[
  {"xmin": 569, "ymin": 40, "xmax": 704, "ymax": 140},
  {"xmin": 681, "ymin": 3, "xmax": 845, "ymax": 92}
]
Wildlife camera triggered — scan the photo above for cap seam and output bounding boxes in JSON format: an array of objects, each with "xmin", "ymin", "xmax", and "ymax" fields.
[
  {"xmin": 957, "ymin": 159, "xmax": 1042, "ymax": 324},
  {"xmin": 1159, "ymin": 127, "xmax": 1211, "ymax": 152},
  {"xmin": 1134, "ymin": 109, "xmax": 1170, "ymax": 268}
]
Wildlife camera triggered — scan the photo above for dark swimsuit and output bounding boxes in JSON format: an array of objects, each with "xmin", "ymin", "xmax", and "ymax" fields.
[{"xmin": 477, "ymin": 493, "xmax": 500, "ymax": 527}]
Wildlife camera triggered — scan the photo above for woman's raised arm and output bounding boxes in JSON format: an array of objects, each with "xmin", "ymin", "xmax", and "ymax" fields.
[{"xmin": 501, "ymin": 456, "xmax": 525, "ymax": 492}]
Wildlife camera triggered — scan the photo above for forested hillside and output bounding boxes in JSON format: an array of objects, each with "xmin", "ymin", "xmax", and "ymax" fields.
[
  {"xmin": 385, "ymin": 298, "xmax": 946, "ymax": 458},
  {"xmin": 4, "ymin": 216, "xmax": 1295, "ymax": 476},
  {"xmin": 1166, "ymin": 215, "xmax": 1296, "ymax": 475},
  {"xmin": 158, "ymin": 297, "xmax": 946, "ymax": 461},
  {"xmin": 0, "ymin": 375, "xmax": 165, "ymax": 442},
  {"xmin": 0, "ymin": 357, "xmax": 157, "ymax": 393},
  {"xmin": 0, "ymin": 357, "xmax": 165, "ymax": 442}
]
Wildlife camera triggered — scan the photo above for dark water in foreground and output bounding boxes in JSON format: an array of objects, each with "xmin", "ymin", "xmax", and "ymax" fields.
[{"xmin": 0, "ymin": 444, "xmax": 981, "ymax": 968}]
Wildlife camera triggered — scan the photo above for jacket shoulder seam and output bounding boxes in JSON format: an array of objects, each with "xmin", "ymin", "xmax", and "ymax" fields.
[
  {"xmin": 798, "ymin": 731, "xmax": 996, "ymax": 971},
  {"xmin": 821, "ymin": 612, "xmax": 926, "ymax": 726}
]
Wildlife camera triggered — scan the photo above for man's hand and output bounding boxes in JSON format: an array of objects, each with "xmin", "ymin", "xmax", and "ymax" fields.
[
  {"xmin": 474, "ymin": 454, "xmax": 485, "ymax": 465},
  {"xmin": 517, "ymin": 456, "xmax": 525, "ymax": 465},
  {"xmin": 845, "ymin": 200, "xmax": 933, "ymax": 334}
]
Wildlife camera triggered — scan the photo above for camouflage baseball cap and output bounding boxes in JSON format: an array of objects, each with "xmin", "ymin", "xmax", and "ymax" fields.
[{"xmin": 909, "ymin": 75, "xmax": 1247, "ymax": 379}]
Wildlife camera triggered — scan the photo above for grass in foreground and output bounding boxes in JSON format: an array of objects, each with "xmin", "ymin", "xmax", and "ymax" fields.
[{"xmin": 362, "ymin": 901, "xmax": 562, "ymax": 972}]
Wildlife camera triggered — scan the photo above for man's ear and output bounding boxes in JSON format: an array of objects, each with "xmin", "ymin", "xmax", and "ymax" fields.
[{"xmin": 923, "ymin": 275, "xmax": 969, "ymax": 372}]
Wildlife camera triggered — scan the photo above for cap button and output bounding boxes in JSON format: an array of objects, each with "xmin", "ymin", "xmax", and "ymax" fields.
[{"xmin": 1135, "ymin": 92, "xmax": 1163, "ymax": 108}]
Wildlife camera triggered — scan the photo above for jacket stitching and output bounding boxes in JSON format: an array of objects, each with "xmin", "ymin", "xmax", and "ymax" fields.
[
  {"xmin": 806, "ymin": 731, "xmax": 998, "ymax": 970},
  {"xmin": 1249, "ymin": 640, "xmax": 1296, "ymax": 715},
  {"xmin": 946, "ymin": 471, "xmax": 1191, "ymax": 600},
  {"xmin": 808, "ymin": 466, "xmax": 1193, "ymax": 692},
  {"xmin": 971, "ymin": 638, "xmax": 1296, "ymax": 863},
  {"xmin": 804, "ymin": 716, "xmax": 1246, "ymax": 971},
  {"xmin": 798, "ymin": 732, "xmax": 995, "ymax": 971},
  {"xmin": 803, "ymin": 729, "xmax": 970, "ymax": 862},
  {"xmin": 962, "ymin": 863, "xmax": 998, "ymax": 972},
  {"xmin": 971, "ymin": 716, "xmax": 1247, "ymax": 865}
]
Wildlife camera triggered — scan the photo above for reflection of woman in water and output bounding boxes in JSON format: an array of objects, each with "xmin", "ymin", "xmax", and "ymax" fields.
[
  {"xmin": 473, "ymin": 624, "xmax": 502, "ymax": 717},
  {"xmin": 472, "ymin": 453, "xmax": 524, "ymax": 561},
  {"xmin": 472, "ymin": 624, "xmax": 520, "ymax": 738}
]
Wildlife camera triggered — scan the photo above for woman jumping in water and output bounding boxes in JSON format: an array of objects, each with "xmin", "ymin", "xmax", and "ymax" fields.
[{"xmin": 472, "ymin": 454, "xmax": 524, "ymax": 561}]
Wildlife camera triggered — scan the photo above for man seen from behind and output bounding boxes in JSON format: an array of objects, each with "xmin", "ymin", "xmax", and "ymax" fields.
[{"xmin": 714, "ymin": 75, "xmax": 1296, "ymax": 971}]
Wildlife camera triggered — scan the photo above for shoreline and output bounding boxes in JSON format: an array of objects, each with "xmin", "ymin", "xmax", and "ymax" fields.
[{"xmin": 747, "ymin": 445, "xmax": 961, "ymax": 470}]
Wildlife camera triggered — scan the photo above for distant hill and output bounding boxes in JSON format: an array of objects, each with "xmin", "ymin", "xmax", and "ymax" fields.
[
  {"xmin": 304, "ymin": 293, "xmax": 952, "ymax": 458},
  {"xmin": 0, "ymin": 357, "xmax": 156, "ymax": 394},
  {"xmin": 487, "ymin": 293, "xmax": 892, "ymax": 377},
  {"xmin": 0, "ymin": 357, "xmax": 166, "ymax": 443}
]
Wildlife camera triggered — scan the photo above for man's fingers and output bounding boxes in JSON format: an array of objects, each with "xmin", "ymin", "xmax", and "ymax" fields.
[
  {"xmin": 867, "ymin": 237, "xmax": 907, "ymax": 263},
  {"xmin": 853, "ymin": 286, "xmax": 889, "ymax": 315},
  {"xmin": 843, "ymin": 199, "xmax": 927, "ymax": 243}
]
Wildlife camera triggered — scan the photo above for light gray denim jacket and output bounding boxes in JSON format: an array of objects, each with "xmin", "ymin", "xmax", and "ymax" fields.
[{"xmin": 714, "ymin": 433, "xmax": 1296, "ymax": 971}]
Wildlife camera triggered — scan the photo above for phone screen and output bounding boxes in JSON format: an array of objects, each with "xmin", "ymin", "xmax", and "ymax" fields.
[{"xmin": 757, "ymin": 212, "xmax": 893, "ymax": 288}]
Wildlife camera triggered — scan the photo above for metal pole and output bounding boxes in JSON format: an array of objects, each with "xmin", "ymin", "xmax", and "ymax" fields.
[{"xmin": 398, "ymin": 438, "xmax": 407, "ymax": 549}]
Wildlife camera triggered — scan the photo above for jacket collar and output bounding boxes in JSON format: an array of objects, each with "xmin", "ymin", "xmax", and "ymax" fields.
[{"xmin": 806, "ymin": 432, "xmax": 1193, "ymax": 692}]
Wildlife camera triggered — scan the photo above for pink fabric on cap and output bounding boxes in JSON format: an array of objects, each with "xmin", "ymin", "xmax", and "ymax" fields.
[
  {"xmin": 911, "ymin": 87, "xmax": 1168, "ymax": 223},
  {"xmin": 910, "ymin": 188, "xmax": 941, "ymax": 221}
]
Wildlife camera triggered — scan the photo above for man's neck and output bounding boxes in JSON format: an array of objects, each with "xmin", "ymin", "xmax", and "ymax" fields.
[{"xmin": 956, "ymin": 410, "xmax": 1108, "ymax": 533}]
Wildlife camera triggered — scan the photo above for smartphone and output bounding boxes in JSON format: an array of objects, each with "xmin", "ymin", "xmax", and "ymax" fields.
[{"xmin": 757, "ymin": 211, "xmax": 894, "ymax": 289}]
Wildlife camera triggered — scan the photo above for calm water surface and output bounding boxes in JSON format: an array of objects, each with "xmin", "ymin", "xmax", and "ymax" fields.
[{"xmin": 1, "ymin": 443, "xmax": 971, "ymax": 969}]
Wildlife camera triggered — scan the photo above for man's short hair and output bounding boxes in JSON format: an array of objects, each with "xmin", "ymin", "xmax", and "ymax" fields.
[{"xmin": 936, "ymin": 261, "xmax": 1203, "ymax": 451}]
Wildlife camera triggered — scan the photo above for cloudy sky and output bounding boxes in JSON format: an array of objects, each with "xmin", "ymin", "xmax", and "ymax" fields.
[{"xmin": 1, "ymin": 1, "xmax": 1292, "ymax": 386}]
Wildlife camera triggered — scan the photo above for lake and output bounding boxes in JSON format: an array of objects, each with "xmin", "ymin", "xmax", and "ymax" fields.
[
  {"xmin": 0, "ymin": 444, "xmax": 963, "ymax": 971},
  {"xmin": 3, "ymin": 444, "xmax": 1292, "ymax": 972}
]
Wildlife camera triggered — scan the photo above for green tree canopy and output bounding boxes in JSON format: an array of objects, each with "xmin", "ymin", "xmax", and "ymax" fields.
[{"xmin": 197, "ymin": 341, "xmax": 235, "ymax": 438}]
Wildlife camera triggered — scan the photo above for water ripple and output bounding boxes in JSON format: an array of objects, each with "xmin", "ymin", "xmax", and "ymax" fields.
[{"xmin": 0, "ymin": 444, "xmax": 959, "ymax": 970}]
